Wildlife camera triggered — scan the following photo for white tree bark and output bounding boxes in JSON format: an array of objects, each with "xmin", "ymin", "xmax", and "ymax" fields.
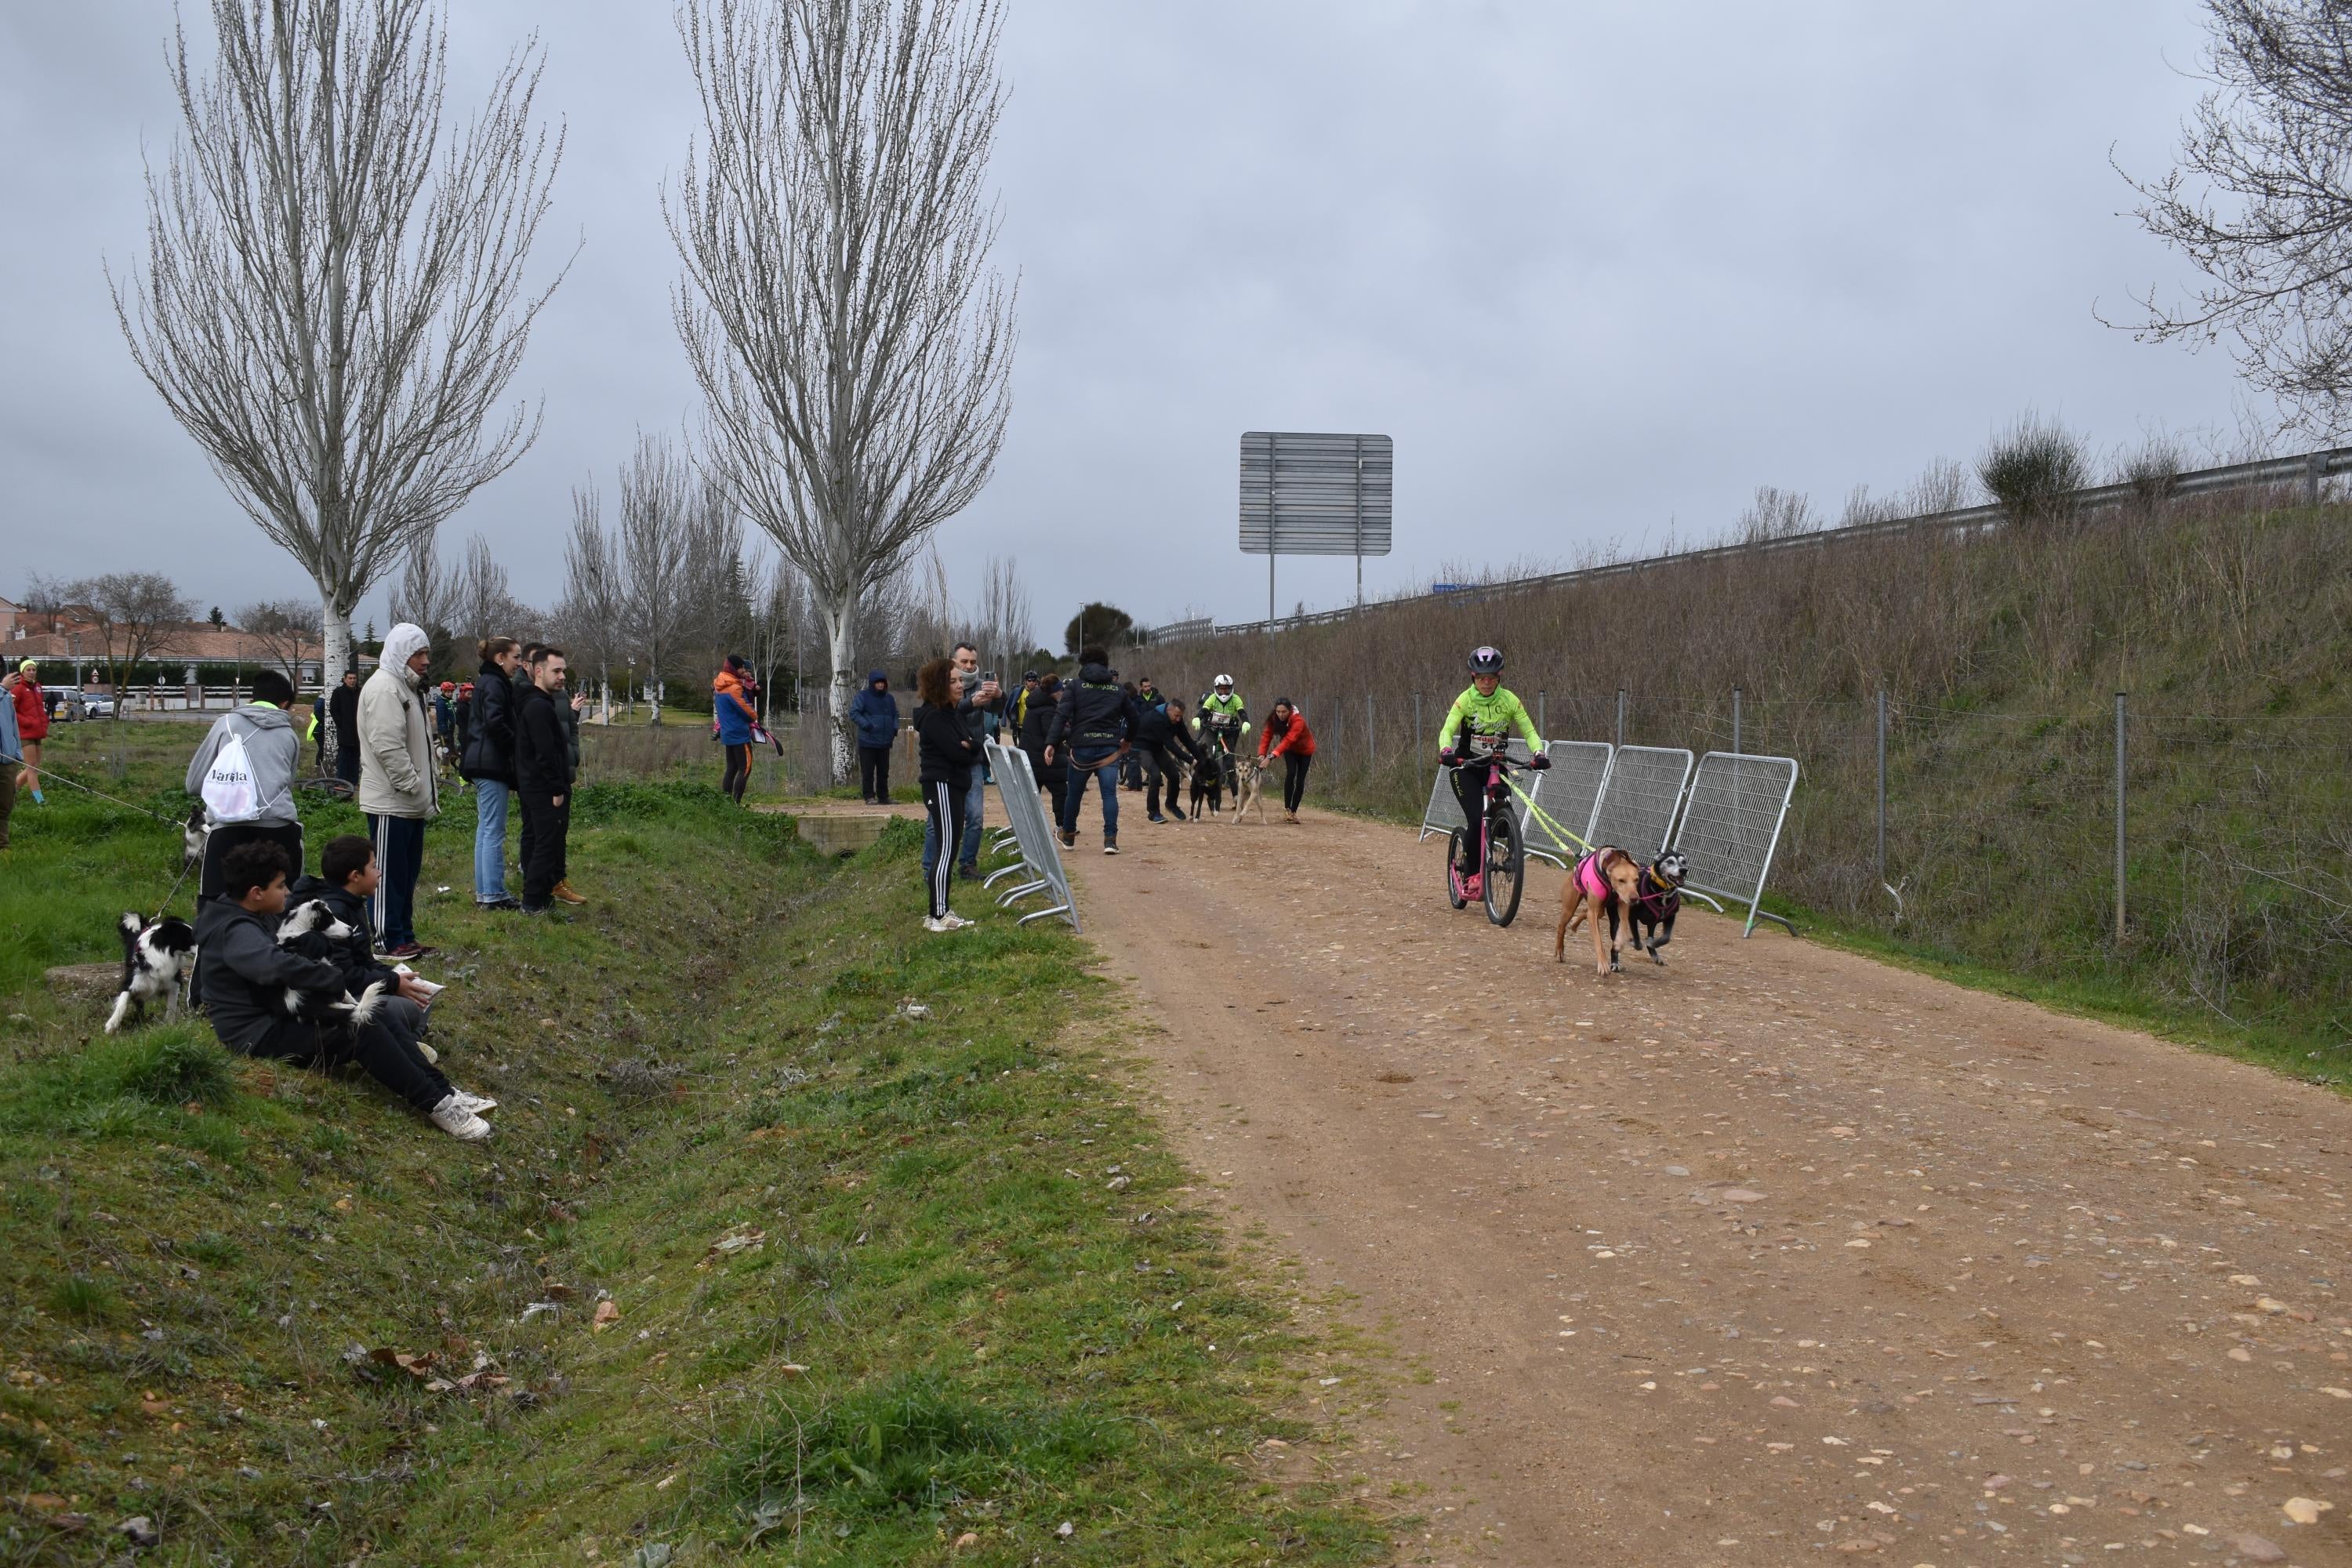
[
  {"xmin": 823, "ymin": 600, "xmax": 858, "ymax": 784},
  {"xmin": 669, "ymin": 0, "xmax": 1015, "ymax": 782},
  {"xmin": 111, "ymin": 0, "xmax": 571, "ymax": 695}
]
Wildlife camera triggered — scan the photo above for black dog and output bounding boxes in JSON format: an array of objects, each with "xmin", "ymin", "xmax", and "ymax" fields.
[
  {"xmin": 106, "ymin": 913, "xmax": 198, "ymax": 1033},
  {"xmin": 1621, "ymin": 849, "xmax": 1690, "ymax": 964}
]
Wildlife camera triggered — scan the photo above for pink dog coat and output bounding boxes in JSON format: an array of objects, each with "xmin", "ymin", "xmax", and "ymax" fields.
[{"xmin": 1574, "ymin": 851, "xmax": 1613, "ymax": 902}]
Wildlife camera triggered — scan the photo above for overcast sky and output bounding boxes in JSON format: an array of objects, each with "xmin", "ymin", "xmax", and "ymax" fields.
[{"xmin": 0, "ymin": 2, "xmax": 2256, "ymax": 639}]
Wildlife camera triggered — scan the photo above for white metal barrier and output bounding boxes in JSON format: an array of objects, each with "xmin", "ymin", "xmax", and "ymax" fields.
[
  {"xmin": 982, "ymin": 741, "xmax": 1080, "ymax": 931},
  {"xmin": 1671, "ymin": 751, "xmax": 1799, "ymax": 938},
  {"xmin": 1586, "ymin": 745, "xmax": 1693, "ymax": 860},
  {"xmin": 1516, "ymin": 740, "xmax": 1613, "ymax": 869}
]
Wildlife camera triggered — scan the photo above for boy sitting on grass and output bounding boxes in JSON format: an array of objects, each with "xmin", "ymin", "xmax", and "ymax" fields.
[
  {"xmin": 286, "ymin": 833, "xmax": 446, "ymax": 1063},
  {"xmin": 194, "ymin": 840, "xmax": 495, "ymax": 1141}
]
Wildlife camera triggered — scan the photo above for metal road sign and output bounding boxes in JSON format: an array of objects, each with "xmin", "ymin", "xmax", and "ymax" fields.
[{"xmin": 1240, "ymin": 431, "xmax": 1394, "ymax": 619}]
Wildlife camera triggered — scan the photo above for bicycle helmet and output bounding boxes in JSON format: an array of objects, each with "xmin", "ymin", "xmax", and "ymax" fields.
[
  {"xmin": 1468, "ymin": 645, "xmax": 1504, "ymax": 674},
  {"xmin": 1214, "ymin": 673, "xmax": 1234, "ymax": 689}
]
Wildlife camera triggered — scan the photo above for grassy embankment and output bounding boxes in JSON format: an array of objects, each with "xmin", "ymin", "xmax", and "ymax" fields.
[
  {"xmin": 1147, "ymin": 496, "xmax": 2352, "ymax": 1083},
  {"xmin": 0, "ymin": 724, "xmax": 1387, "ymax": 1566}
]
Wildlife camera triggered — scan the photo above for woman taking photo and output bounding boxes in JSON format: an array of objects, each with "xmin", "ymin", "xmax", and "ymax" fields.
[
  {"xmin": 912, "ymin": 655, "xmax": 981, "ymax": 932},
  {"xmin": 458, "ymin": 637, "xmax": 523, "ymax": 909},
  {"xmin": 1258, "ymin": 697, "xmax": 1316, "ymax": 824}
]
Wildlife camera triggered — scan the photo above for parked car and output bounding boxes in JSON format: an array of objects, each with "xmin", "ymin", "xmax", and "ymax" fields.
[{"xmin": 78, "ymin": 691, "xmax": 115, "ymax": 719}]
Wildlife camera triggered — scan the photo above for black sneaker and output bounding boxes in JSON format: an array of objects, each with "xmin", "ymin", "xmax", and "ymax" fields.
[
  {"xmin": 1059, "ymin": 829, "xmax": 1076, "ymax": 848},
  {"xmin": 1103, "ymin": 841, "xmax": 1120, "ymax": 855},
  {"xmin": 1147, "ymin": 814, "xmax": 1167, "ymax": 824}
]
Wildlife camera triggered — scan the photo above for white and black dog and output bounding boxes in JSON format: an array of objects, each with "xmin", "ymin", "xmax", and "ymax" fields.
[
  {"xmin": 274, "ymin": 901, "xmax": 390, "ymax": 1028},
  {"xmin": 182, "ymin": 803, "xmax": 210, "ymax": 876},
  {"xmin": 105, "ymin": 912, "xmax": 198, "ymax": 1034}
]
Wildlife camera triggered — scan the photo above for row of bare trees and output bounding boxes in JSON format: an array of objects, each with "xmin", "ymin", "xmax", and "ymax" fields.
[{"xmin": 111, "ymin": 0, "xmax": 1016, "ymax": 779}]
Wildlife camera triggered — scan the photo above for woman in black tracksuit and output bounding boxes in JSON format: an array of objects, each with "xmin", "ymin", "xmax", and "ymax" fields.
[{"xmin": 912, "ymin": 655, "xmax": 981, "ymax": 931}]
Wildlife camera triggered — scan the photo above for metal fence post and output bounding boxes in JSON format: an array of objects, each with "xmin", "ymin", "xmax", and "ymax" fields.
[
  {"xmin": 1413, "ymin": 691, "xmax": 1424, "ymax": 799},
  {"xmin": 1615, "ymin": 688, "xmax": 1627, "ymax": 748},
  {"xmin": 2114, "ymin": 690, "xmax": 2128, "ymax": 944},
  {"xmin": 1875, "ymin": 687, "xmax": 1887, "ymax": 879},
  {"xmin": 1537, "ymin": 688, "xmax": 1547, "ymax": 737},
  {"xmin": 1732, "ymin": 685, "xmax": 1742, "ymax": 754},
  {"xmin": 1366, "ymin": 692, "xmax": 1376, "ymax": 778}
]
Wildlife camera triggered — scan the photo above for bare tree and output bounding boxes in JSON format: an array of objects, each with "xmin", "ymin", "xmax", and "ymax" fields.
[
  {"xmin": 669, "ymin": 0, "xmax": 1017, "ymax": 781},
  {"xmin": 235, "ymin": 597, "xmax": 321, "ymax": 683},
  {"xmin": 2122, "ymin": 0, "xmax": 2352, "ymax": 436},
  {"xmin": 111, "ymin": 0, "xmax": 571, "ymax": 690},
  {"xmin": 558, "ymin": 485, "xmax": 626, "ymax": 713},
  {"xmin": 972, "ymin": 553, "xmax": 1031, "ymax": 676},
  {"xmin": 68, "ymin": 572, "xmax": 195, "ymax": 714},
  {"xmin": 387, "ymin": 532, "xmax": 459, "ymax": 640},
  {"xmin": 608, "ymin": 434, "xmax": 739, "ymax": 721}
]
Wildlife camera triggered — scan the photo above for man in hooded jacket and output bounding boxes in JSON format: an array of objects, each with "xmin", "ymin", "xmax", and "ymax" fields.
[{"xmin": 358, "ymin": 622, "xmax": 441, "ymax": 959}]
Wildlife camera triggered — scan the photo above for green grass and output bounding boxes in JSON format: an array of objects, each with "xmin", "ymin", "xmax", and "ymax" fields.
[{"xmin": 0, "ymin": 720, "xmax": 1387, "ymax": 1566}]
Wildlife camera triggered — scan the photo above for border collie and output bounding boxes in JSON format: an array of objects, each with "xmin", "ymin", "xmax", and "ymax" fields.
[
  {"xmin": 105, "ymin": 913, "xmax": 198, "ymax": 1033},
  {"xmin": 274, "ymin": 902, "xmax": 389, "ymax": 1027},
  {"xmin": 182, "ymin": 803, "xmax": 209, "ymax": 876}
]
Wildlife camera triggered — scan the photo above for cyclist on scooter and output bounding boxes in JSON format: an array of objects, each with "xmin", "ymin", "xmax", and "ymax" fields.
[{"xmin": 1437, "ymin": 646, "xmax": 1548, "ymax": 874}]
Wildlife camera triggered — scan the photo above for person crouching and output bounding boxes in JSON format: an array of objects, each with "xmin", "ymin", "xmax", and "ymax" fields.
[{"xmin": 194, "ymin": 841, "xmax": 495, "ymax": 1139}]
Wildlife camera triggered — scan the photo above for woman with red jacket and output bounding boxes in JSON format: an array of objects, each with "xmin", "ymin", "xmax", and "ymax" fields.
[
  {"xmin": 1257, "ymin": 697, "xmax": 1316, "ymax": 823},
  {"xmin": 11, "ymin": 660, "xmax": 48, "ymax": 804}
]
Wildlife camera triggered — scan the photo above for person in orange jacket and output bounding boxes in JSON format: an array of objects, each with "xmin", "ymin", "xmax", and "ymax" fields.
[
  {"xmin": 1257, "ymin": 697, "xmax": 1316, "ymax": 823},
  {"xmin": 713, "ymin": 655, "xmax": 760, "ymax": 804}
]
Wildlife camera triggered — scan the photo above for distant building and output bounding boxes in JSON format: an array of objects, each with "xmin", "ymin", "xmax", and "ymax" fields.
[{"xmin": 8, "ymin": 610, "xmax": 365, "ymax": 691}]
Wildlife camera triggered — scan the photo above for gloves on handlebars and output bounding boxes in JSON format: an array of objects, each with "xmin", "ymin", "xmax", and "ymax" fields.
[
  {"xmin": 1530, "ymin": 753, "xmax": 1553, "ymax": 771},
  {"xmin": 1438, "ymin": 749, "xmax": 1457, "ymax": 767}
]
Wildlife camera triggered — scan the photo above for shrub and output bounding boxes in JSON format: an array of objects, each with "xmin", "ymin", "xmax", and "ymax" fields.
[
  {"xmin": 118, "ymin": 1025, "xmax": 236, "ymax": 1107},
  {"xmin": 1979, "ymin": 412, "xmax": 2091, "ymax": 525}
]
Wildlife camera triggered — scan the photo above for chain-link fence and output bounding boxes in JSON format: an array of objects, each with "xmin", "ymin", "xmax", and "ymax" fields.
[{"xmin": 1272, "ymin": 688, "xmax": 2351, "ymax": 1054}]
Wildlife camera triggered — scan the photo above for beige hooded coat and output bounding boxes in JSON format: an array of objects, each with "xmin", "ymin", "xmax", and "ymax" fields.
[{"xmin": 357, "ymin": 622, "xmax": 440, "ymax": 820}]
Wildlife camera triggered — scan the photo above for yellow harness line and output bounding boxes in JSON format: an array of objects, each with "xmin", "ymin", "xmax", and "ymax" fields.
[{"xmin": 1501, "ymin": 773, "xmax": 1595, "ymax": 855}]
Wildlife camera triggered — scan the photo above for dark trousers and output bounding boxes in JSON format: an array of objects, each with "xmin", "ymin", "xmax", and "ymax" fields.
[
  {"xmin": 241, "ymin": 1013, "xmax": 451, "ymax": 1113},
  {"xmin": 723, "ymin": 742, "xmax": 751, "ymax": 804},
  {"xmin": 1450, "ymin": 762, "xmax": 1494, "ymax": 869},
  {"xmin": 366, "ymin": 813, "xmax": 426, "ymax": 949},
  {"xmin": 198, "ymin": 821, "xmax": 307, "ymax": 901},
  {"xmin": 922, "ymin": 776, "xmax": 970, "ymax": 919},
  {"xmin": 335, "ymin": 735, "xmax": 361, "ymax": 786},
  {"xmin": 858, "ymin": 744, "xmax": 891, "ymax": 803},
  {"xmin": 520, "ymin": 792, "xmax": 569, "ymax": 909},
  {"xmin": 1059, "ymin": 749, "xmax": 1120, "ymax": 840},
  {"xmin": 1141, "ymin": 747, "xmax": 1175, "ymax": 818},
  {"xmin": 1283, "ymin": 752, "xmax": 1313, "ymax": 812}
]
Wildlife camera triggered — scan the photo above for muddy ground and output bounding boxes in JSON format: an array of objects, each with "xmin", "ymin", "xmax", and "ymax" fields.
[{"xmin": 1062, "ymin": 804, "xmax": 2352, "ymax": 1566}]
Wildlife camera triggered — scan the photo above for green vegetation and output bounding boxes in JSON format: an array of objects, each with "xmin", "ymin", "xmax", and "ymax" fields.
[{"xmin": 0, "ymin": 725, "xmax": 1385, "ymax": 1564}]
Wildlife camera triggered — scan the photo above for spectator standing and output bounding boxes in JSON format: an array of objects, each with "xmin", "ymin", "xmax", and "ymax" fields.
[
  {"xmin": 928, "ymin": 642, "xmax": 1002, "ymax": 884},
  {"xmin": 454, "ymin": 681, "xmax": 474, "ymax": 753},
  {"xmin": 433, "ymin": 681, "xmax": 459, "ymax": 775},
  {"xmin": 184, "ymin": 668, "xmax": 307, "ymax": 902},
  {"xmin": 358, "ymin": 622, "xmax": 441, "ymax": 959},
  {"xmin": 850, "ymin": 669, "xmax": 899, "ymax": 804},
  {"xmin": 1018, "ymin": 670, "xmax": 1066, "ymax": 805},
  {"xmin": 459, "ymin": 638, "xmax": 522, "ymax": 909},
  {"xmin": 194, "ymin": 840, "xmax": 492, "ymax": 1139},
  {"xmin": 714, "ymin": 655, "xmax": 759, "ymax": 804},
  {"xmin": 327, "ymin": 669, "xmax": 363, "ymax": 786},
  {"xmin": 514, "ymin": 646, "xmax": 578, "ymax": 914},
  {"xmin": 911, "ymin": 655, "xmax": 980, "ymax": 932},
  {"xmin": 10, "ymin": 660, "xmax": 47, "ymax": 804},
  {"xmin": 1118, "ymin": 682, "xmax": 1147, "ymax": 791},
  {"xmin": 1258, "ymin": 698, "xmax": 1317, "ymax": 823},
  {"xmin": 1044, "ymin": 646, "xmax": 1142, "ymax": 854},
  {"xmin": 0, "ymin": 666, "xmax": 24, "ymax": 850},
  {"xmin": 1134, "ymin": 692, "xmax": 1203, "ymax": 823}
]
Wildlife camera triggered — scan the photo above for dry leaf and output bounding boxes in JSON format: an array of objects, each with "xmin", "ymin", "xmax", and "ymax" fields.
[{"xmin": 592, "ymin": 1300, "xmax": 622, "ymax": 1332}]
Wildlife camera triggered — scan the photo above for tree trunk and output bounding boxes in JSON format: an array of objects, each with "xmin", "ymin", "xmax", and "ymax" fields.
[
  {"xmin": 824, "ymin": 597, "xmax": 858, "ymax": 786},
  {"xmin": 320, "ymin": 591, "xmax": 353, "ymax": 771}
]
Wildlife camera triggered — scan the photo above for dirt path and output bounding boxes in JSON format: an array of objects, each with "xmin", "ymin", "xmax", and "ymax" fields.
[{"xmin": 1065, "ymin": 806, "xmax": 2352, "ymax": 1566}]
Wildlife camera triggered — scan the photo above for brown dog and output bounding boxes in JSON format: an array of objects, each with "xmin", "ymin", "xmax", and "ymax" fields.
[{"xmin": 1555, "ymin": 846, "xmax": 1644, "ymax": 975}]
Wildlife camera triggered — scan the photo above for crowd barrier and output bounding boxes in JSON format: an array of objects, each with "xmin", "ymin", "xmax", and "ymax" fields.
[
  {"xmin": 1517, "ymin": 739, "xmax": 1614, "ymax": 869},
  {"xmin": 982, "ymin": 742, "xmax": 1081, "ymax": 931},
  {"xmin": 1587, "ymin": 745, "xmax": 1694, "ymax": 860},
  {"xmin": 1670, "ymin": 751, "xmax": 1799, "ymax": 938}
]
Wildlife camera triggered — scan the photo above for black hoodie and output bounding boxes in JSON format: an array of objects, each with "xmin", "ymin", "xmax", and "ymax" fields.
[
  {"xmin": 194, "ymin": 898, "xmax": 345, "ymax": 1050},
  {"xmin": 1045, "ymin": 662, "xmax": 1142, "ymax": 752},
  {"xmin": 514, "ymin": 680, "xmax": 575, "ymax": 797},
  {"xmin": 459, "ymin": 661, "xmax": 517, "ymax": 785}
]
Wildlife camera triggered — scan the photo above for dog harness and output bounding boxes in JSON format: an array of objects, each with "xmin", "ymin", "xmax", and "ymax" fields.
[
  {"xmin": 1632, "ymin": 865, "xmax": 1682, "ymax": 916},
  {"xmin": 1573, "ymin": 850, "xmax": 1618, "ymax": 902}
]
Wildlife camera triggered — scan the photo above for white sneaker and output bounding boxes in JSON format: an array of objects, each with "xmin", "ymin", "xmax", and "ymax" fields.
[
  {"xmin": 942, "ymin": 910, "xmax": 971, "ymax": 928},
  {"xmin": 924, "ymin": 916, "xmax": 955, "ymax": 934},
  {"xmin": 429, "ymin": 1095, "xmax": 493, "ymax": 1140},
  {"xmin": 449, "ymin": 1090, "xmax": 498, "ymax": 1114}
]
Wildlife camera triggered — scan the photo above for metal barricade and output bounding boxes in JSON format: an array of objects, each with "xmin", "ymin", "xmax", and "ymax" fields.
[
  {"xmin": 1417, "ymin": 738, "xmax": 1538, "ymax": 840},
  {"xmin": 1585, "ymin": 744, "xmax": 1693, "ymax": 860},
  {"xmin": 1671, "ymin": 751, "xmax": 1798, "ymax": 938},
  {"xmin": 1517, "ymin": 739, "xmax": 1613, "ymax": 869},
  {"xmin": 983, "ymin": 742, "xmax": 1080, "ymax": 931}
]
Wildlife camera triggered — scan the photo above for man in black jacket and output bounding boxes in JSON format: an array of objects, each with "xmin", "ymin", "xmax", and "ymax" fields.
[
  {"xmin": 327, "ymin": 669, "xmax": 362, "ymax": 786},
  {"xmin": 195, "ymin": 841, "xmax": 492, "ymax": 1139},
  {"xmin": 1044, "ymin": 648, "xmax": 1143, "ymax": 854},
  {"xmin": 514, "ymin": 648, "xmax": 575, "ymax": 915},
  {"xmin": 1134, "ymin": 694, "xmax": 1203, "ymax": 823},
  {"xmin": 1018, "ymin": 671, "xmax": 1066, "ymax": 805}
]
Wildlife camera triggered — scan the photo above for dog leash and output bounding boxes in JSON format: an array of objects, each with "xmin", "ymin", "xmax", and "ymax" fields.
[
  {"xmin": 1501, "ymin": 775, "xmax": 1596, "ymax": 855},
  {"xmin": 19, "ymin": 761, "xmax": 202, "ymax": 921}
]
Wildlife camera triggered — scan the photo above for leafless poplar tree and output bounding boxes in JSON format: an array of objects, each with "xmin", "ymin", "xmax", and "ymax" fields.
[
  {"xmin": 67, "ymin": 572, "xmax": 195, "ymax": 715},
  {"xmin": 2122, "ymin": 0, "xmax": 2352, "ymax": 435},
  {"xmin": 235, "ymin": 597, "xmax": 321, "ymax": 682},
  {"xmin": 669, "ymin": 0, "xmax": 1017, "ymax": 780},
  {"xmin": 608, "ymin": 434, "xmax": 740, "ymax": 720},
  {"xmin": 111, "ymin": 0, "xmax": 571, "ymax": 688},
  {"xmin": 448, "ymin": 533, "xmax": 526, "ymax": 645},
  {"xmin": 559, "ymin": 487, "xmax": 626, "ymax": 710},
  {"xmin": 972, "ymin": 555, "xmax": 1033, "ymax": 673}
]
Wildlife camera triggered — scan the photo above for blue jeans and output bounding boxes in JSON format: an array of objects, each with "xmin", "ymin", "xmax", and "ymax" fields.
[
  {"xmin": 473, "ymin": 779, "xmax": 511, "ymax": 902},
  {"xmin": 1060, "ymin": 748, "xmax": 1120, "ymax": 840},
  {"xmin": 924, "ymin": 771, "xmax": 988, "ymax": 883}
]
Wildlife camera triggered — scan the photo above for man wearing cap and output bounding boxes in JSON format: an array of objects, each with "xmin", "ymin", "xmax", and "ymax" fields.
[{"xmin": 849, "ymin": 669, "xmax": 900, "ymax": 804}]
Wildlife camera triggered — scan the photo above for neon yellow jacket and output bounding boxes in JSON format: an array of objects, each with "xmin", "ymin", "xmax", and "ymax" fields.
[{"xmin": 1437, "ymin": 684, "xmax": 1541, "ymax": 756}]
